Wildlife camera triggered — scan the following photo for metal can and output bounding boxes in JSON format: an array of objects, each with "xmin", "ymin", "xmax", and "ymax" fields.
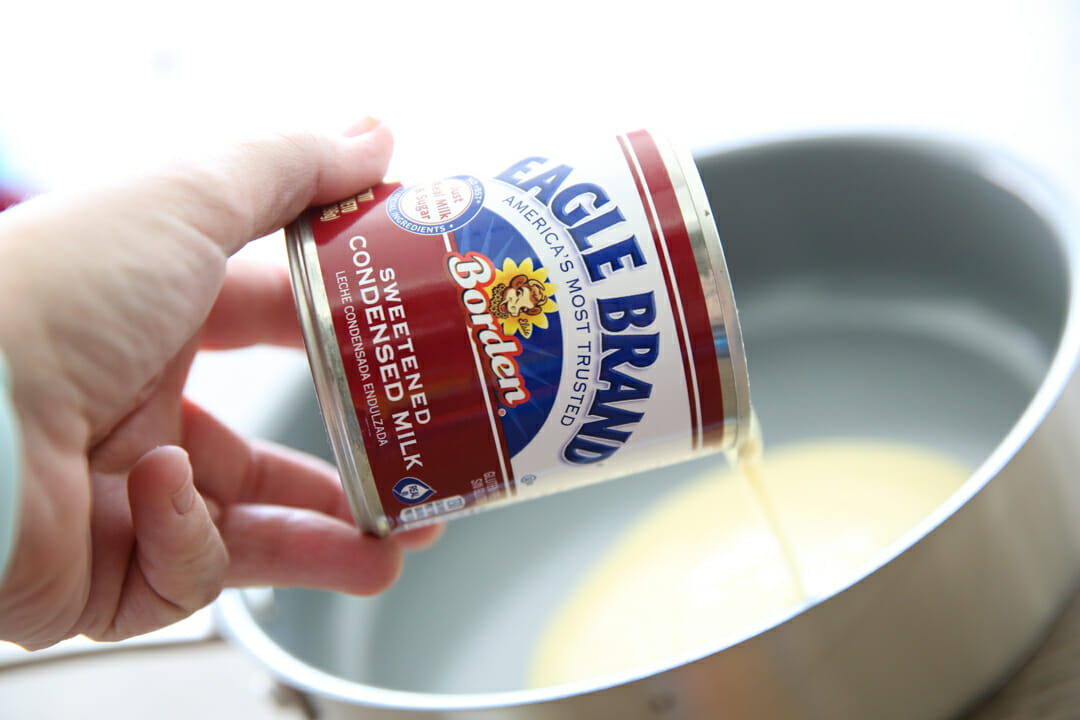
[{"xmin": 286, "ymin": 129, "xmax": 751, "ymax": 536}]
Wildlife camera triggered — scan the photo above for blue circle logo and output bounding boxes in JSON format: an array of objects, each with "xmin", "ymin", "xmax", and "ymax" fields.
[
  {"xmin": 392, "ymin": 477, "xmax": 436, "ymax": 505},
  {"xmin": 387, "ymin": 175, "xmax": 484, "ymax": 235}
]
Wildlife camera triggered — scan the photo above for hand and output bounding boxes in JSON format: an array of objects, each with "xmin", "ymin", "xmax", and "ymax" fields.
[{"xmin": 0, "ymin": 118, "xmax": 441, "ymax": 650}]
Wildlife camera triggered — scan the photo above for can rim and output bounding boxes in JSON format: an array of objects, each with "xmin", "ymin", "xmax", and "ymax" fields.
[
  {"xmin": 286, "ymin": 218, "xmax": 390, "ymax": 536},
  {"xmin": 663, "ymin": 138, "xmax": 754, "ymax": 451}
]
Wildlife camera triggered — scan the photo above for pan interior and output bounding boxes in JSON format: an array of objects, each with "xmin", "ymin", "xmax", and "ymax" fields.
[{"xmin": 242, "ymin": 137, "xmax": 1069, "ymax": 696}]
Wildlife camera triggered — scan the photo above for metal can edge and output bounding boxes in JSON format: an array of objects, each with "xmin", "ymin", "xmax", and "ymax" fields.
[
  {"xmin": 663, "ymin": 139, "xmax": 753, "ymax": 451},
  {"xmin": 285, "ymin": 217, "xmax": 391, "ymax": 536}
]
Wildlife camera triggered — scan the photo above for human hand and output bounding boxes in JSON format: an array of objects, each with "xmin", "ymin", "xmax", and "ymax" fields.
[{"xmin": 0, "ymin": 118, "xmax": 441, "ymax": 650}]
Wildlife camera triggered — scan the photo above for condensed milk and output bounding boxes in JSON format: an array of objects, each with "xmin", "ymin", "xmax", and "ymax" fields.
[
  {"xmin": 530, "ymin": 438, "xmax": 971, "ymax": 686},
  {"xmin": 286, "ymin": 130, "xmax": 752, "ymax": 535}
]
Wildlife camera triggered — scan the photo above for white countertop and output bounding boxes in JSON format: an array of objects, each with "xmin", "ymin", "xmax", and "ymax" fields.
[{"xmin": 1, "ymin": 1, "xmax": 1078, "ymax": 717}]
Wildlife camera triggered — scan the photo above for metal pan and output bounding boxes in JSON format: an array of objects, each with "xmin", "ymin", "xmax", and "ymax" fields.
[{"xmin": 216, "ymin": 133, "xmax": 1080, "ymax": 720}]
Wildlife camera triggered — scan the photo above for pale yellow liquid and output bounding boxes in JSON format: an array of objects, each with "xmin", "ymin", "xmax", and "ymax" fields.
[
  {"xmin": 529, "ymin": 436, "xmax": 969, "ymax": 687},
  {"xmin": 735, "ymin": 418, "xmax": 806, "ymax": 597}
]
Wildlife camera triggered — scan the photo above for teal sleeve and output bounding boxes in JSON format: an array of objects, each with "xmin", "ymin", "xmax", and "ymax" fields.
[{"xmin": 0, "ymin": 351, "xmax": 21, "ymax": 583}]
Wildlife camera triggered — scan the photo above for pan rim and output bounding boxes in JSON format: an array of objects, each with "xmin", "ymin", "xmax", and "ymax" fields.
[{"xmin": 216, "ymin": 128, "xmax": 1080, "ymax": 712}]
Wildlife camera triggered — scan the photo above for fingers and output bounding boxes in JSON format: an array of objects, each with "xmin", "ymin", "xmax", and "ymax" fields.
[
  {"xmin": 178, "ymin": 118, "xmax": 393, "ymax": 256},
  {"xmin": 119, "ymin": 445, "xmax": 228, "ymax": 636},
  {"xmin": 183, "ymin": 400, "xmax": 447, "ymax": 545},
  {"xmin": 396, "ymin": 523, "xmax": 446, "ymax": 551},
  {"xmin": 201, "ymin": 260, "xmax": 303, "ymax": 350},
  {"xmin": 181, "ymin": 399, "xmax": 406, "ymax": 594},
  {"xmin": 218, "ymin": 504, "xmax": 403, "ymax": 595},
  {"xmin": 182, "ymin": 399, "xmax": 353, "ymax": 521},
  {"xmin": 180, "ymin": 399, "xmax": 442, "ymax": 594}
]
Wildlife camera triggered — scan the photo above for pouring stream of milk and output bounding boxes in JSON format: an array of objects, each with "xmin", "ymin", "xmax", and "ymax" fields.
[{"xmin": 730, "ymin": 412, "xmax": 807, "ymax": 598}]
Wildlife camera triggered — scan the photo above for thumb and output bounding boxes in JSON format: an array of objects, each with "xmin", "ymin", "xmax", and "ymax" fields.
[
  {"xmin": 120, "ymin": 445, "xmax": 228, "ymax": 635},
  {"xmin": 181, "ymin": 117, "xmax": 395, "ymax": 256}
]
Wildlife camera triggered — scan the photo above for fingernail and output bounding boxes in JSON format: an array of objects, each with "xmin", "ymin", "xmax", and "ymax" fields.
[
  {"xmin": 343, "ymin": 116, "xmax": 381, "ymax": 138},
  {"xmin": 171, "ymin": 471, "xmax": 196, "ymax": 515}
]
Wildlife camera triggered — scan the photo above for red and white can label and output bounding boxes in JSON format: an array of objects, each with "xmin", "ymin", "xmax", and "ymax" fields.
[{"xmin": 309, "ymin": 130, "xmax": 726, "ymax": 530}]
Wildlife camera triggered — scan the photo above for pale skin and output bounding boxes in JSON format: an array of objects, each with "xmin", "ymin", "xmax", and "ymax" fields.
[
  {"xmin": 503, "ymin": 285, "xmax": 537, "ymax": 317},
  {"xmin": 0, "ymin": 118, "xmax": 441, "ymax": 650}
]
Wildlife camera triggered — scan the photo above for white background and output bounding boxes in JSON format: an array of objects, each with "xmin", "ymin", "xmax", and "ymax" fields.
[{"xmin": 2, "ymin": 0, "xmax": 1078, "ymax": 433}]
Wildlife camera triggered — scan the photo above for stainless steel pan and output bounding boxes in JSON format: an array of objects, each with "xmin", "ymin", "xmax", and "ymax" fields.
[{"xmin": 217, "ymin": 133, "xmax": 1080, "ymax": 719}]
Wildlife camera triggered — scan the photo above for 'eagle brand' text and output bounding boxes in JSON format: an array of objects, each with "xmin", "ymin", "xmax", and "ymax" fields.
[{"xmin": 496, "ymin": 157, "xmax": 660, "ymax": 464}]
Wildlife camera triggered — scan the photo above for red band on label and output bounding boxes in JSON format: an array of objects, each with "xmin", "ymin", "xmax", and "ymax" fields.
[
  {"xmin": 311, "ymin": 186, "xmax": 508, "ymax": 530},
  {"xmin": 620, "ymin": 130, "xmax": 726, "ymax": 448}
]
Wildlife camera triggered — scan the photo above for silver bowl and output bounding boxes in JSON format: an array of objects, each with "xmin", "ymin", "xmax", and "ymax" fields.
[{"xmin": 217, "ymin": 133, "xmax": 1080, "ymax": 720}]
